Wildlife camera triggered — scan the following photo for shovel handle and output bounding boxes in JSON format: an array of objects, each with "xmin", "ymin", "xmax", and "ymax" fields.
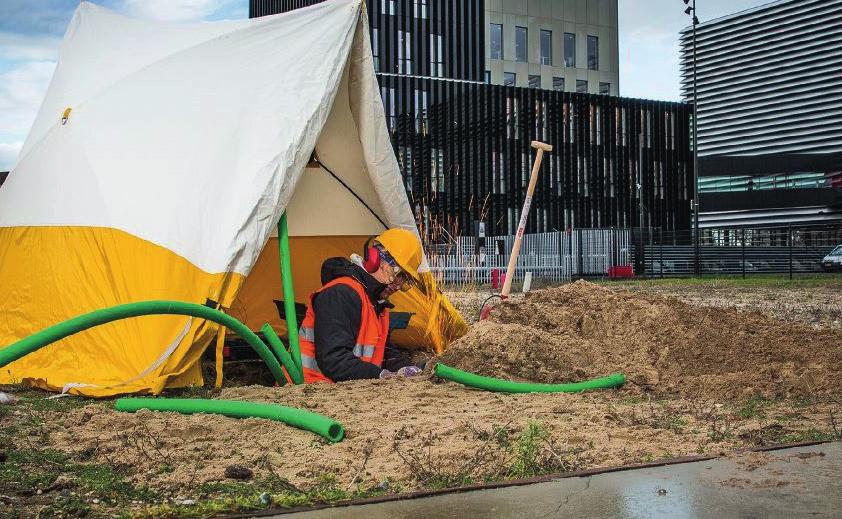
[{"xmin": 501, "ymin": 141, "xmax": 553, "ymax": 298}]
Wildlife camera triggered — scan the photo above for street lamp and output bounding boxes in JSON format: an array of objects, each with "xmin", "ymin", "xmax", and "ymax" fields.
[{"xmin": 683, "ymin": 0, "xmax": 700, "ymax": 275}]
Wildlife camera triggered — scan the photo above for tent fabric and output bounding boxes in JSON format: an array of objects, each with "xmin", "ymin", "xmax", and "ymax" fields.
[{"xmin": 0, "ymin": 0, "xmax": 466, "ymax": 397}]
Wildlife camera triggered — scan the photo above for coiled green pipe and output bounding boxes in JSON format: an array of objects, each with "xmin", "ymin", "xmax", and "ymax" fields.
[
  {"xmin": 0, "ymin": 300, "xmax": 287, "ymax": 386},
  {"xmin": 115, "ymin": 398, "xmax": 344, "ymax": 443},
  {"xmin": 261, "ymin": 324, "xmax": 304, "ymax": 385},
  {"xmin": 434, "ymin": 363, "xmax": 625, "ymax": 393}
]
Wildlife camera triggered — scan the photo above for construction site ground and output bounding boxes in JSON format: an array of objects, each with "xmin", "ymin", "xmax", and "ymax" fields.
[{"xmin": 2, "ymin": 276, "xmax": 841, "ymax": 518}]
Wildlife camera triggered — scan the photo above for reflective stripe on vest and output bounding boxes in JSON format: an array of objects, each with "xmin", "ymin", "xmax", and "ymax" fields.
[{"xmin": 297, "ymin": 277, "xmax": 389, "ymax": 383}]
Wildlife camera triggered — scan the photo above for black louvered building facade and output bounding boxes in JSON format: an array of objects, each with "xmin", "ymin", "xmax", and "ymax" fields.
[
  {"xmin": 251, "ymin": 0, "xmax": 484, "ymax": 81},
  {"xmin": 252, "ymin": 0, "xmax": 693, "ymax": 235},
  {"xmin": 381, "ymin": 76, "xmax": 692, "ymax": 234}
]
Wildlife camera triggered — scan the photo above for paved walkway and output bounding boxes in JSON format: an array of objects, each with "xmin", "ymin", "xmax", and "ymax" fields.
[{"xmin": 277, "ymin": 442, "xmax": 841, "ymax": 518}]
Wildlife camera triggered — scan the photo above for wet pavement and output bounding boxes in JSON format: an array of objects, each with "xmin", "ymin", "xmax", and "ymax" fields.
[{"xmin": 278, "ymin": 442, "xmax": 841, "ymax": 518}]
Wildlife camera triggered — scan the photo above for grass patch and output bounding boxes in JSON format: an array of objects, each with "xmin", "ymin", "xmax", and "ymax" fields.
[
  {"xmin": 37, "ymin": 496, "xmax": 91, "ymax": 518},
  {"xmin": 738, "ymin": 395, "xmax": 770, "ymax": 419},
  {"xmin": 138, "ymin": 474, "xmax": 388, "ymax": 518},
  {"xmin": 0, "ymin": 448, "xmax": 155, "ymax": 505},
  {"xmin": 393, "ymin": 422, "xmax": 589, "ymax": 491},
  {"xmin": 780, "ymin": 429, "xmax": 838, "ymax": 444},
  {"xmin": 507, "ymin": 422, "xmax": 553, "ymax": 479},
  {"xmin": 2, "ymin": 387, "xmax": 99, "ymax": 413}
]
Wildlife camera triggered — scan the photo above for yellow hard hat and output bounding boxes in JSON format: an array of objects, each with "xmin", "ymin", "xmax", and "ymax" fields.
[{"xmin": 375, "ymin": 228, "xmax": 422, "ymax": 282}]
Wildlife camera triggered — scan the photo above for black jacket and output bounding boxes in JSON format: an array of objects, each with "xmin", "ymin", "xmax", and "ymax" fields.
[{"xmin": 312, "ymin": 257, "xmax": 413, "ymax": 381}]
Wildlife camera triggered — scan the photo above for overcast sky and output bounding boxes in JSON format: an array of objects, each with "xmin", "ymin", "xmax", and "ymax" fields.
[{"xmin": 0, "ymin": 0, "xmax": 770, "ymax": 170}]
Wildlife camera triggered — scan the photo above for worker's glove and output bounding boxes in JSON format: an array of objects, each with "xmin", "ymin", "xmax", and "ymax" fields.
[
  {"xmin": 379, "ymin": 366, "xmax": 423, "ymax": 379},
  {"xmin": 396, "ymin": 365, "xmax": 423, "ymax": 377}
]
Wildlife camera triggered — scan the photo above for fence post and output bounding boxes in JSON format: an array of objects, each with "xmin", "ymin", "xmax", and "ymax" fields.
[
  {"xmin": 788, "ymin": 224, "xmax": 793, "ymax": 280},
  {"xmin": 741, "ymin": 227, "xmax": 746, "ymax": 279},
  {"xmin": 577, "ymin": 229, "xmax": 584, "ymax": 278},
  {"xmin": 659, "ymin": 227, "xmax": 664, "ymax": 278},
  {"xmin": 569, "ymin": 229, "xmax": 575, "ymax": 280}
]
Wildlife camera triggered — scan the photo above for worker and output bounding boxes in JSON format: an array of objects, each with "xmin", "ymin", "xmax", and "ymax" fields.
[{"xmin": 297, "ymin": 228, "xmax": 425, "ymax": 383}]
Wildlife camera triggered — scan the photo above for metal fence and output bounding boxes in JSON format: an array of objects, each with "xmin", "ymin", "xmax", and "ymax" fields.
[
  {"xmin": 638, "ymin": 223, "xmax": 842, "ymax": 278},
  {"xmin": 426, "ymin": 228, "xmax": 631, "ymax": 286},
  {"xmin": 426, "ymin": 223, "xmax": 842, "ymax": 286}
]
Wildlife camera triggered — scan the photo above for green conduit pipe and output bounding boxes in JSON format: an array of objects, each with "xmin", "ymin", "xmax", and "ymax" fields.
[
  {"xmin": 261, "ymin": 324, "xmax": 304, "ymax": 385},
  {"xmin": 278, "ymin": 212, "xmax": 303, "ymax": 374},
  {"xmin": 115, "ymin": 398, "xmax": 344, "ymax": 443},
  {"xmin": 434, "ymin": 363, "xmax": 625, "ymax": 394},
  {"xmin": 0, "ymin": 301, "xmax": 287, "ymax": 386}
]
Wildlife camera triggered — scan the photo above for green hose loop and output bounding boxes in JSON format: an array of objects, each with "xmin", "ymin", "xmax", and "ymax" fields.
[
  {"xmin": 115, "ymin": 398, "xmax": 344, "ymax": 443},
  {"xmin": 261, "ymin": 324, "xmax": 304, "ymax": 385},
  {"xmin": 434, "ymin": 363, "xmax": 625, "ymax": 393},
  {"xmin": 0, "ymin": 301, "xmax": 287, "ymax": 386}
]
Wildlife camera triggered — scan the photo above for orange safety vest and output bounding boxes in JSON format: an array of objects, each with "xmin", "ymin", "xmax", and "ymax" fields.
[{"xmin": 298, "ymin": 276, "xmax": 389, "ymax": 383}]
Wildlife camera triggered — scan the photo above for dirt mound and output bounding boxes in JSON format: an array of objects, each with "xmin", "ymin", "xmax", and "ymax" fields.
[{"xmin": 438, "ymin": 281, "xmax": 842, "ymax": 399}]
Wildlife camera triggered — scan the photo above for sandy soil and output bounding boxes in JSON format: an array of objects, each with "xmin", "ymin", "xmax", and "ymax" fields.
[
  {"xmin": 3, "ymin": 280, "xmax": 841, "ymax": 516},
  {"xmin": 623, "ymin": 283, "xmax": 842, "ymax": 331},
  {"xmin": 16, "ymin": 380, "xmax": 841, "ymax": 497},
  {"xmin": 440, "ymin": 281, "xmax": 842, "ymax": 400},
  {"xmin": 444, "ymin": 281, "xmax": 842, "ymax": 331}
]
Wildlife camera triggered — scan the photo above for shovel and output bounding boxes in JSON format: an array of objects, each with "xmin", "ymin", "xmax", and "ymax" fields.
[{"xmin": 480, "ymin": 140, "xmax": 553, "ymax": 320}]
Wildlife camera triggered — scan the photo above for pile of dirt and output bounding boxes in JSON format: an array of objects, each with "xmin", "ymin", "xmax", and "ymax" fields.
[{"xmin": 438, "ymin": 281, "xmax": 842, "ymax": 399}]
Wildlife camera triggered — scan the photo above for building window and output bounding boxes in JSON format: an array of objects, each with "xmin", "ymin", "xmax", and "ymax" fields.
[
  {"xmin": 372, "ymin": 28, "xmax": 380, "ymax": 72},
  {"xmin": 564, "ymin": 33, "xmax": 575, "ymax": 67},
  {"xmin": 504, "ymin": 72, "xmax": 516, "ymax": 87},
  {"xmin": 529, "ymin": 74, "xmax": 541, "ymax": 89},
  {"xmin": 576, "ymin": 79, "xmax": 588, "ymax": 93},
  {"xmin": 485, "ymin": 70, "xmax": 491, "ymax": 83},
  {"xmin": 431, "ymin": 149, "xmax": 444, "ymax": 192},
  {"xmin": 398, "ymin": 30, "xmax": 412, "ymax": 74},
  {"xmin": 599, "ymin": 82, "xmax": 610, "ymax": 95},
  {"xmin": 490, "ymin": 23, "xmax": 503, "ymax": 60},
  {"xmin": 381, "ymin": 0, "xmax": 395, "ymax": 15},
  {"xmin": 553, "ymin": 77, "xmax": 565, "ymax": 91},
  {"xmin": 515, "ymin": 26, "xmax": 528, "ymax": 62},
  {"xmin": 430, "ymin": 34, "xmax": 443, "ymax": 77},
  {"xmin": 587, "ymin": 35, "xmax": 599, "ymax": 70},
  {"xmin": 540, "ymin": 30, "xmax": 552, "ymax": 66},
  {"xmin": 381, "ymin": 86, "xmax": 397, "ymax": 132},
  {"xmin": 414, "ymin": 0, "xmax": 427, "ymax": 19},
  {"xmin": 414, "ymin": 89, "xmax": 428, "ymax": 134}
]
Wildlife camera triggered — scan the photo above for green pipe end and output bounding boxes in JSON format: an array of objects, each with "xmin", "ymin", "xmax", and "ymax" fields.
[
  {"xmin": 326, "ymin": 423, "xmax": 345, "ymax": 443},
  {"xmin": 115, "ymin": 397, "xmax": 345, "ymax": 443}
]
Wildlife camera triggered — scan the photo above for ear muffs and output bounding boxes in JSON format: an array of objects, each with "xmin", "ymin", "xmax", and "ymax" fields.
[{"xmin": 362, "ymin": 236, "xmax": 380, "ymax": 273}]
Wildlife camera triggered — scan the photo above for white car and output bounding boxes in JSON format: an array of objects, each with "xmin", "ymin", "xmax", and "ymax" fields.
[{"xmin": 822, "ymin": 245, "xmax": 842, "ymax": 272}]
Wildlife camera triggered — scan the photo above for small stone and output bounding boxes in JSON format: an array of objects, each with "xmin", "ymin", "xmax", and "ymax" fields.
[
  {"xmin": 259, "ymin": 492, "xmax": 271, "ymax": 505},
  {"xmin": 179, "ymin": 499, "xmax": 196, "ymax": 506},
  {"xmin": 657, "ymin": 488, "xmax": 668, "ymax": 496},
  {"xmin": 36, "ymin": 489, "xmax": 43, "ymax": 495},
  {"xmin": 224, "ymin": 464, "xmax": 253, "ymax": 480},
  {"xmin": 45, "ymin": 475, "xmax": 73, "ymax": 493},
  {"xmin": 92, "ymin": 498, "xmax": 100, "ymax": 504}
]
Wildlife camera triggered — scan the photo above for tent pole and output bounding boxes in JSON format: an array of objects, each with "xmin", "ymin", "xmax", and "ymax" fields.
[{"xmin": 278, "ymin": 211, "xmax": 302, "ymax": 374}]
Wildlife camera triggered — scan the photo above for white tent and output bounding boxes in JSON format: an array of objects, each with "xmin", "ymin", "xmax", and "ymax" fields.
[{"xmin": 0, "ymin": 0, "xmax": 465, "ymax": 396}]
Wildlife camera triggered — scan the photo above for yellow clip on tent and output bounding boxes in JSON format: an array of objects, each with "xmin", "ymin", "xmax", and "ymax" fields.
[{"xmin": 0, "ymin": 0, "xmax": 466, "ymax": 397}]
